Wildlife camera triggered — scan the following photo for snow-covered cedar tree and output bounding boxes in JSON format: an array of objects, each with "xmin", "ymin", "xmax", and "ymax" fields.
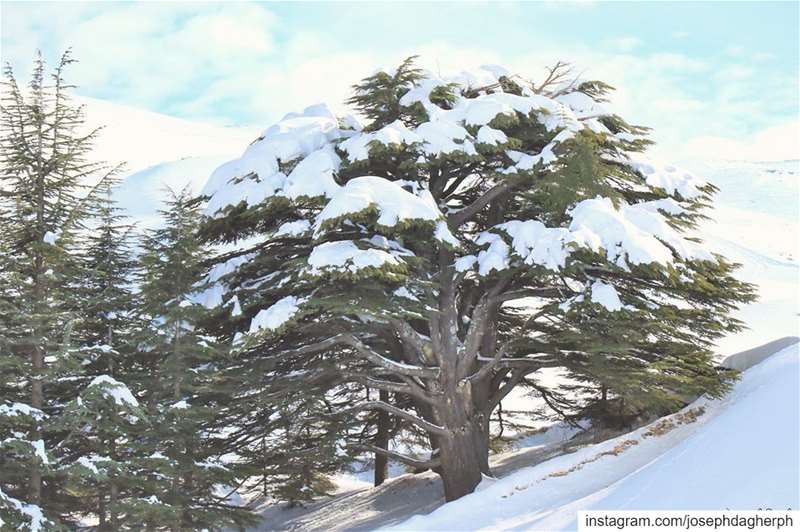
[
  {"xmin": 197, "ymin": 57, "xmax": 756, "ymax": 501},
  {"xmin": 132, "ymin": 187, "xmax": 256, "ymax": 530},
  {"xmin": 0, "ymin": 50, "xmax": 122, "ymax": 527}
]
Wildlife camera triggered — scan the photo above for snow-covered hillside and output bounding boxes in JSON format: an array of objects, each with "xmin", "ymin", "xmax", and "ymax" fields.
[
  {"xmin": 77, "ymin": 95, "xmax": 260, "ymax": 227},
  {"xmin": 392, "ymin": 343, "xmax": 799, "ymax": 531},
  {"xmin": 694, "ymin": 160, "xmax": 799, "ymax": 357}
]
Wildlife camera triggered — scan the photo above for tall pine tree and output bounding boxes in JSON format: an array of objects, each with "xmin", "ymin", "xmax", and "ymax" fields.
[
  {"xmin": 0, "ymin": 50, "xmax": 121, "ymax": 528},
  {"xmin": 52, "ymin": 181, "xmax": 148, "ymax": 528},
  {"xmin": 132, "ymin": 187, "xmax": 255, "ymax": 530}
]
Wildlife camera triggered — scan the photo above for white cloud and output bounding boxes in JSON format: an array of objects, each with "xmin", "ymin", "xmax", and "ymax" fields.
[
  {"xmin": 2, "ymin": 3, "xmax": 279, "ymax": 120},
  {"xmin": 605, "ymin": 37, "xmax": 642, "ymax": 52},
  {"xmin": 682, "ymin": 120, "xmax": 800, "ymax": 162},
  {"xmin": 717, "ymin": 65, "xmax": 754, "ymax": 80}
]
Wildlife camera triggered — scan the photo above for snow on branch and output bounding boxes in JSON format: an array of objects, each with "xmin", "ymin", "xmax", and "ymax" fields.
[
  {"xmin": 87, "ymin": 375, "xmax": 139, "ymax": 407},
  {"xmin": 457, "ymin": 194, "xmax": 715, "ymax": 278}
]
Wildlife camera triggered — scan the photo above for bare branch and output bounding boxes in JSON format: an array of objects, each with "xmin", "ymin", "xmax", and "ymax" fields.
[{"xmin": 534, "ymin": 61, "xmax": 572, "ymax": 95}]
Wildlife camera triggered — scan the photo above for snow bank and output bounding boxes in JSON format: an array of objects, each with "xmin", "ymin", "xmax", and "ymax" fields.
[
  {"xmin": 392, "ymin": 344, "xmax": 800, "ymax": 531},
  {"xmin": 722, "ymin": 337, "xmax": 799, "ymax": 371}
]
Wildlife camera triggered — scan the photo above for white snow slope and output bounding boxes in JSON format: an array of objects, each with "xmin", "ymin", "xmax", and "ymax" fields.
[
  {"xmin": 393, "ymin": 343, "xmax": 800, "ymax": 531},
  {"xmin": 77, "ymin": 95, "xmax": 260, "ymax": 228},
  {"xmin": 692, "ymin": 160, "xmax": 799, "ymax": 357}
]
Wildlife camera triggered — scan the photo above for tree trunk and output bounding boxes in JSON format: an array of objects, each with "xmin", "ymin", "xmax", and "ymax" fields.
[
  {"xmin": 110, "ymin": 481, "xmax": 119, "ymax": 530},
  {"xmin": 436, "ymin": 419, "xmax": 486, "ymax": 501},
  {"xmin": 98, "ymin": 492, "xmax": 107, "ymax": 530},
  {"xmin": 29, "ymin": 345, "xmax": 43, "ymax": 504},
  {"xmin": 434, "ymin": 384, "xmax": 490, "ymax": 501},
  {"xmin": 374, "ymin": 389, "xmax": 390, "ymax": 486}
]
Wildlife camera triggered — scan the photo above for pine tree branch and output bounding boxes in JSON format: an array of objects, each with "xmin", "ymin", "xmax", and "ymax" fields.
[
  {"xmin": 494, "ymin": 287, "xmax": 567, "ymax": 303},
  {"xmin": 278, "ymin": 333, "xmax": 437, "ymax": 378},
  {"xmin": 489, "ymin": 369, "xmax": 530, "ymax": 412},
  {"xmin": 525, "ymin": 380, "xmax": 584, "ymax": 429},
  {"xmin": 342, "ymin": 333, "xmax": 439, "ymax": 379}
]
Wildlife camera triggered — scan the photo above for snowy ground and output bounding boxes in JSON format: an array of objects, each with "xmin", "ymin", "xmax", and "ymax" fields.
[
  {"xmin": 392, "ymin": 342, "xmax": 799, "ymax": 531},
  {"xmin": 250, "ymin": 340, "xmax": 798, "ymax": 532}
]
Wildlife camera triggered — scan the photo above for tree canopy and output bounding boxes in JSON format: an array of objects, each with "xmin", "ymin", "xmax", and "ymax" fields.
[{"xmin": 198, "ymin": 57, "xmax": 755, "ymax": 500}]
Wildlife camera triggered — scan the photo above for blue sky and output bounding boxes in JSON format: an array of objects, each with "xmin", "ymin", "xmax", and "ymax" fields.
[{"xmin": 2, "ymin": 1, "xmax": 798, "ymax": 160}]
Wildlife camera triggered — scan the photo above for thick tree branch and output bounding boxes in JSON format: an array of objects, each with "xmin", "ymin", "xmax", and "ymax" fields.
[
  {"xmin": 281, "ymin": 333, "xmax": 438, "ymax": 379},
  {"xmin": 339, "ymin": 401, "xmax": 449, "ymax": 436},
  {"xmin": 387, "ymin": 317, "xmax": 435, "ymax": 366},
  {"xmin": 344, "ymin": 334, "xmax": 439, "ymax": 379},
  {"xmin": 447, "ymin": 179, "xmax": 514, "ymax": 228},
  {"xmin": 348, "ymin": 443, "xmax": 440, "ymax": 470},
  {"xmin": 343, "ymin": 373, "xmax": 438, "ymax": 404},
  {"xmin": 459, "ymin": 277, "xmax": 511, "ymax": 377},
  {"xmin": 467, "ymin": 342, "xmax": 511, "ymax": 383}
]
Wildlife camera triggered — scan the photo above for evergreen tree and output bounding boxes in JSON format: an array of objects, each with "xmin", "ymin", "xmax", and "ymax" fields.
[
  {"xmin": 54, "ymin": 374, "xmax": 146, "ymax": 529},
  {"xmin": 76, "ymin": 183, "xmax": 139, "ymax": 377},
  {"xmin": 198, "ymin": 57, "xmax": 755, "ymax": 501},
  {"xmin": 132, "ymin": 187, "xmax": 255, "ymax": 530},
  {"xmin": 0, "ymin": 50, "xmax": 120, "ymax": 528},
  {"xmin": 49, "ymin": 181, "xmax": 149, "ymax": 528}
]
